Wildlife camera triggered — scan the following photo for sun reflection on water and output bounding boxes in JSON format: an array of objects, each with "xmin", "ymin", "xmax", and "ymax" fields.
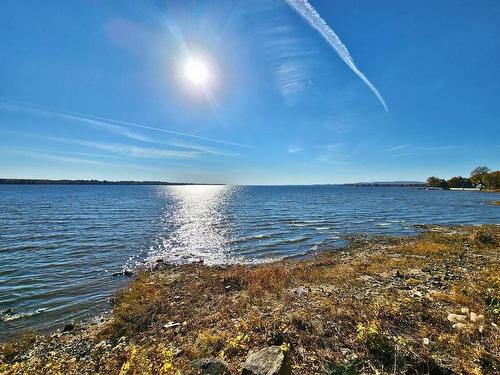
[{"xmin": 147, "ymin": 185, "xmax": 236, "ymax": 265}]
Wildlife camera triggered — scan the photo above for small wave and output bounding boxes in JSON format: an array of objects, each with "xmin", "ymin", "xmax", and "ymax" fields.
[
  {"xmin": 230, "ymin": 233, "xmax": 279, "ymax": 245},
  {"xmin": 280, "ymin": 236, "xmax": 310, "ymax": 244},
  {"xmin": 376, "ymin": 222, "xmax": 392, "ymax": 227},
  {"xmin": 270, "ymin": 236, "xmax": 310, "ymax": 246},
  {"xmin": 1, "ymin": 308, "xmax": 46, "ymax": 322}
]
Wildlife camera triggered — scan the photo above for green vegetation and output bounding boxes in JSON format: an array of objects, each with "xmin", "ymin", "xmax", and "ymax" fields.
[
  {"xmin": 426, "ymin": 176, "xmax": 449, "ymax": 189},
  {"xmin": 427, "ymin": 165, "xmax": 500, "ymax": 190},
  {"xmin": 1, "ymin": 225, "xmax": 499, "ymax": 374},
  {"xmin": 470, "ymin": 166, "xmax": 491, "ymax": 186}
]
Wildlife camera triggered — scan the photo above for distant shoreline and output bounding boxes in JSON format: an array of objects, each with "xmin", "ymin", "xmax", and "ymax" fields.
[
  {"xmin": 0, "ymin": 179, "xmax": 222, "ymax": 186},
  {"xmin": 343, "ymin": 182, "xmax": 426, "ymax": 187},
  {"xmin": 0, "ymin": 178, "xmax": 427, "ymax": 187}
]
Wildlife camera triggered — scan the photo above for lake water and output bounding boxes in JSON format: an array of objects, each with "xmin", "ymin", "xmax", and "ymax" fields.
[{"xmin": 0, "ymin": 185, "xmax": 499, "ymax": 339}]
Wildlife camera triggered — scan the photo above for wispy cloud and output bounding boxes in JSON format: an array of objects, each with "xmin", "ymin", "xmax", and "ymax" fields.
[
  {"xmin": 385, "ymin": 144, "xmax": 457, "ymax": 154},
  {"xmin": 286, "ymin": 0, "xmax": 388, "ymax": 111},
  {"xmin": 253, "ymin": 2, "xmax": 315, "ymax": 101},
  {"xmin": 3, "ymin": 149, "xmax": 112, "ymax": 166},
  {"xmin": 90, "ymin": 121, "xmax": 153, "ymax": 142},
  {"xmin": 322, "ymin": 109, "xmax": 364, "ymax": 134},
  {"xmin": 420, "ymin": 145, "xmax": 457, "ymax": 152},
  {"xmin": 1, "ymin": 148, "xmax": 163, "ymax": 172},
  {"xmin": 97, "ymin": 125, "xmax": 236, "ymax": 157},
  {"xmin": 275, "ymin": 60, "xmax": 308, "ymax": 98},
  {"xmin": 264, "ymin": 25, "xmax": 313, "ymax": 98},
  {"xmin": 288, "ymin": 145, "xmax": 303, "ymax": 153},
  {"xmin": 0, "ymin": 100, "xmax": 253, "ymax": 148},
  {"xmin": 167, "ymin": 139, "xmax": 238, "ymax": 157},
  {"xmin": 0, "ymin": 101, "xmax": 152, "ymax": 142},
  {"xmin": 42, "ymin": 135, "xmax": 200, "ymax": 160},
  {"xmin": 316, "ymin": 143, "xmax": 349, "ymax": 164},
  {"xmin": 385, "ymin": 144, "xmax": 410, "ymax": 152}
]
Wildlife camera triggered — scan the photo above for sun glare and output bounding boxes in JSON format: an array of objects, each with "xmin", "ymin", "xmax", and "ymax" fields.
[{"xmin": 183, "ymin": 57, "xmax": 211, "ymax": 87}]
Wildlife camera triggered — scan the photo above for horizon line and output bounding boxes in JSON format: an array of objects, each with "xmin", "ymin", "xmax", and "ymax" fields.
[{"xmin": 0, "ymin": 177, "xmax": 427, "ymax": 186}]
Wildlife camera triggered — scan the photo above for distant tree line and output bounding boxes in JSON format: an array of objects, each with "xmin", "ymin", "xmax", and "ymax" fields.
[
  {"xmin": 427, "ymin": 166, "xmax": 500, "ymax": 190},
  {"xmin": 0, "ymin": 179, "xmax": 218, "ymax": 186}
]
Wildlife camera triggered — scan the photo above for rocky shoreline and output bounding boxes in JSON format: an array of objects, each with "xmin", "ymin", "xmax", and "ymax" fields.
[{"xmin": 1, "ymin": 225, "xmax": 499, "ymax": 374}]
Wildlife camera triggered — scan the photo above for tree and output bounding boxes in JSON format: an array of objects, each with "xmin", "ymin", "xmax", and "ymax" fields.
[
  {"xmin": 426, "ymin": 176, "xmax": 441, "ymax": 187},
  {"xmin": 447, "ymin": 176, "xmax": 473, "ymax": 188},
  {"xmin": 482, "ymin": 171, "xmax": 500, "ymax": 190},
  {"xmin": 491, "ymin": 171, "xmax": 500, "ymax": 189},
  {"xmin": 470, "ymin": 166, "xmax": 491, "ymax": 186},
  {"xmin": 426, "ymin": 176, "xmax": 448, "ymax": 189},
  {"xmin": 438, "ymin": 179, "xmax": 449, "ymax": 189}
]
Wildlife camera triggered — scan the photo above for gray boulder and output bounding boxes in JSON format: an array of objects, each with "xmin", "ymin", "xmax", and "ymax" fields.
[
  {"xmin": 191, "ymin": 357, "xmax": 230, "ymax": 375},
  {"xmin": 242, "ymin": 346, "xmax": 291, "ymax": 375}
]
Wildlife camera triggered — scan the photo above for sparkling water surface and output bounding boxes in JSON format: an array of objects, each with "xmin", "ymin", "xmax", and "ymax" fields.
[{"xmin": 0, "ymin": 184, "xmax": 499, "ymax": 339}]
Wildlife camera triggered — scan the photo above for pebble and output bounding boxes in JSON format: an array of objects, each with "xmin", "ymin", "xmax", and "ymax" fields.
[
  {"xmin": 452, "ymin": 323, "xmax": 467, "ymax": 330},
  {"xmin": 470, "ymin": 312, "xmax": 484, "ymax": 323},
  {"xmin": 447, "ymin": 313, "xmax": 467, "ymax": 323}
]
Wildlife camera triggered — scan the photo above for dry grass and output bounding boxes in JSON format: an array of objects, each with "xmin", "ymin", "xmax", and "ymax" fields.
[{"xmin": 1, "ymin": 225, "xmax": 499, "ymax": 374}]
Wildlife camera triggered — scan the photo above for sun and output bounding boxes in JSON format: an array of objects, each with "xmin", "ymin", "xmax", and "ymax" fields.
[{"xmin": 183, "ymin": 57, "xmax": 211, "ymax": 87}]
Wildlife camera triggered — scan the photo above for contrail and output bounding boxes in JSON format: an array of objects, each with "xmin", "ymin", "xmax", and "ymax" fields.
[
  {"xmin": 0, "ymin": 99, "xmax": 254, "ymax": 148},
  {"xmin": 286, "ymin": 0, "xmax": 388, "ymax": 111}
]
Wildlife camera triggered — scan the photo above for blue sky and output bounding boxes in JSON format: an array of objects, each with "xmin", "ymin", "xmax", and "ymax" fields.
[{"xmin": 1, "ymin": 0, "xmax": 499, "ymax": 184}]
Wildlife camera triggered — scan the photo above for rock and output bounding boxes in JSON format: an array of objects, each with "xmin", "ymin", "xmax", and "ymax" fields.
[
  {"xmin": 223, "ymin": 277, "xmax": 244, "ymax": 292},
  {"xmin": 392, "ymin": 269, "xmax": 404, "ymax": 278},
  {"xmin": 1, "ymin": 308, "xmax": 13, "ymax": 316},
  {"xmin": 340, "ymin": 347, "xmax": 358, "ymax": 361},
  {"xmin": 117, "ymin": 336, "xmax": 127, "ymax": 344},
  {"xmin": 112, "ymin": 269, "xmax": 134, "ymax": 277},
  {"xmin": 63, "ymin": 323, "xmax": 75, "ymax": 332},
  {"xmin": 470, "ymin": 312, "xmax": 484, "ymax": 323},
  {"xmin": 123, "ymin": 269, "xmax": 134, "ymax": 276},
  {"xmin": 452, "ymin": 323, "xmax": 467, "ymax": 330},
  {"xmin": 154, "ymin": 259, "xmax": 179, "ymax": 271},
  {"xmin": 190, "ymin": 357, "xmax": 230, "ymax": 375},
  {"xmin": 294, "ymin": 286, "xmax": 308, "ymax": 296},
  {"xmin": 447, "ymin": 313, "xmax": 467, "ymax": 323},
  {"xmin": 93, "ymin": 340, "xmax": 110, "ymax": 352},
  {"xmin": 472, "ymin": 231, "xmax": 496, "ymax": 245},
  {"xmin": 164, "ymin": 321, "xmax": 181, "ymax": 329},
  {"xmin": 154, "ymin": 259, "xmax": 173, "ymax": 271},
  {"xmin": 242, "ymin": 346, "xmax": 291, "ymax": 375},
  {"xmin": 112, "ymin": 337, "xmax": 127, "ymax": 352},
  {"xmin": 411, "ymin": 290, "xmax": 423, "ymax": 298}
]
